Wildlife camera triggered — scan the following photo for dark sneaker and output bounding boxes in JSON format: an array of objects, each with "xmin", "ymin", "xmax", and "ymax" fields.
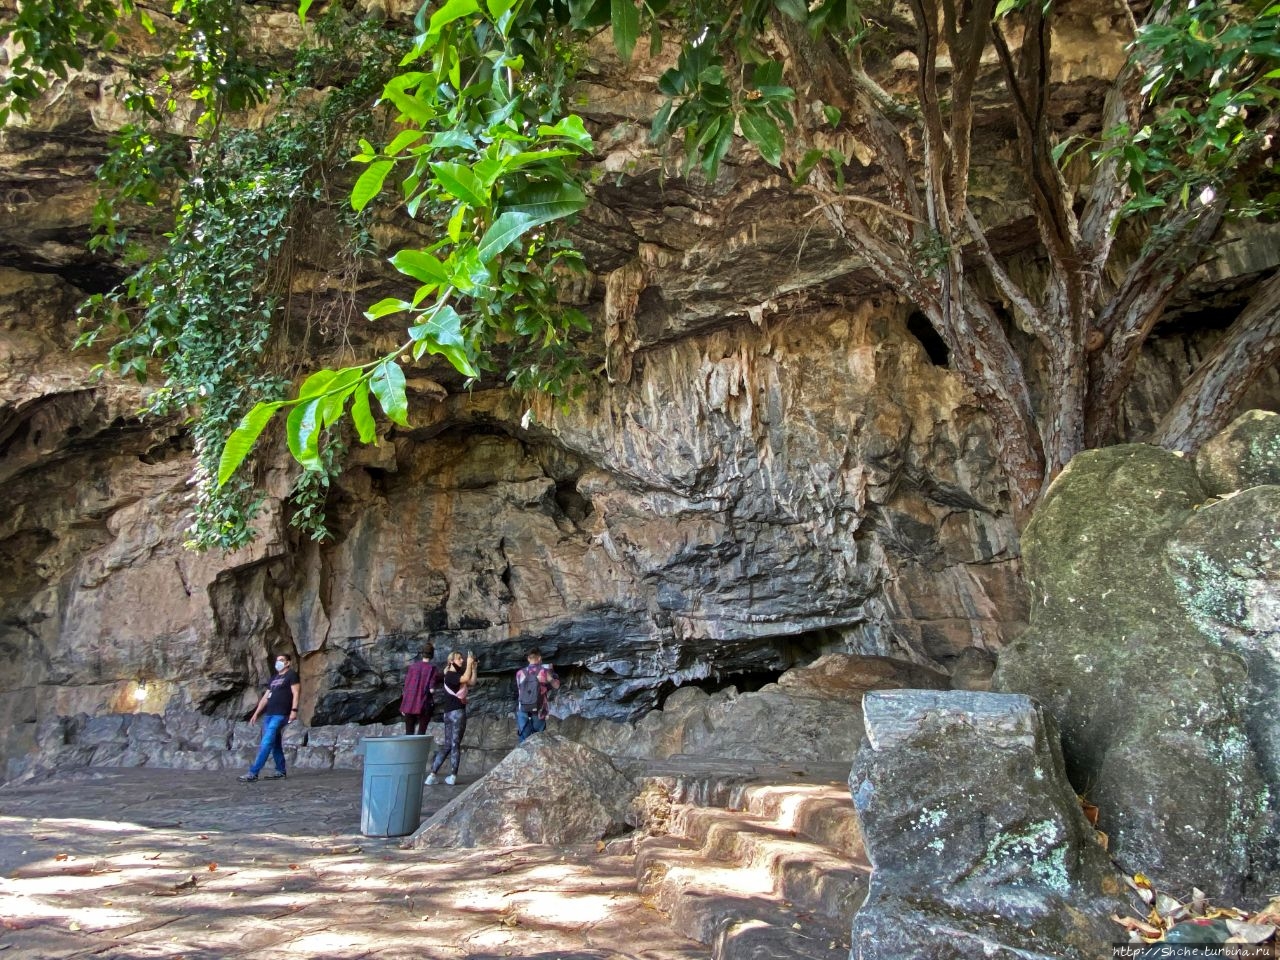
[
  {"xmin": 263, "ymin": 771, "xmax": 287, "ymax": 780},
  {"xmin": 237, "ymin": 773, "xmax": 258, "ymax": 782}
]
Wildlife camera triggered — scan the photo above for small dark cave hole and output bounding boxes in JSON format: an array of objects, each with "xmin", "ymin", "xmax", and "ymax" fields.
[
  {"xmin": 138, "ymin": 432, "xmax": 188, "ymax": 465},
  {"xmin": 906, "ymin": 311, "xmax": 950, "ymax": 367},
  {"xmin": 1153, "ymin": 301, "xmax": 1240, "ymax": 338},
  {"xmin": 554, "ymin": 479, "xmax": 593, "ymax": 523},
  {"xmin": 654, "ymin": 668, "xmax": 786, "ymax": 708},
  {"xmin": 365, "ymin": 466, "xmax": 393, "ymax": 497}
]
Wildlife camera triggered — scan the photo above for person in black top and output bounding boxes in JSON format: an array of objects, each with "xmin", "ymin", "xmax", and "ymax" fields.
[
  {"xmin": 425, "ymin": 650, "xmax": 477, "ymax": 786},
  {"xmin": 238, "ymin": 652, "xmax": 301, "ymax": 783}
]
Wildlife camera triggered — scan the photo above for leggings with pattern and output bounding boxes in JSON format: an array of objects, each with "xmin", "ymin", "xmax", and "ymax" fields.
[{"xmin": 431, "ymin": 708, "xmax": 466, "ymax": 776}]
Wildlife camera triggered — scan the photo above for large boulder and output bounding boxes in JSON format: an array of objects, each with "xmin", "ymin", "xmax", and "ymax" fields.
[
  {"xmin": 995, "ymin": 432, "xmax": 1277, "ymax": 897},
  {"xmin": 1167, "ymin": 484, "xmax": 1280, "ymax": 874},
  {"xmin": 850, "ymin": 690, "xmax": 1130, "ymax": 960},
  {"xmin": 1195, "ymin": 410, "xmax": 1280, "ymax": 496},
  {"xmin": 408, "ymin": 735, "xmax": 636, "ymax": 848}
]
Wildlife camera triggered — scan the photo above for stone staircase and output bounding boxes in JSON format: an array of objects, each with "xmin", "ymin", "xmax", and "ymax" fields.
[{"xmin": 627, "ymin": 760, "xmax": 869, "ymax": 960}]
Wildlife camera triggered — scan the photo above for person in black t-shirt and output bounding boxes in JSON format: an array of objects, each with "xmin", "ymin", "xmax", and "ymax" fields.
[
  {"xmin": 238, "ymin": 652, "xmax": 301, "ymax": 783},
  {"xmin": 425, "ymin": 650, "xmax": 477, "ymax": 786}
]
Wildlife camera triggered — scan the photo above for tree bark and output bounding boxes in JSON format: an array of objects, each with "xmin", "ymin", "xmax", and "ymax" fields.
[{"xmin": 1154, "ymin": 271, "xmax": 1280, "ymax": 452}]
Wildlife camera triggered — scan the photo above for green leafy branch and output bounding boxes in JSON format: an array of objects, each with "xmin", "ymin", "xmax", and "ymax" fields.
[
  {"xmin": 1100, "ymin": 0, "xmax": 1280, "ymax": 217},
  {"xmin": 216, "ymin": 0, "xmax": 595, "ymax": 489}
]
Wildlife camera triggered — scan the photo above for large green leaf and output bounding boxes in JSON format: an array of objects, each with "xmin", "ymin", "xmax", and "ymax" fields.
[
  {"xmin": 318, "ymin": 368, "xmax": 364, "ymax": 428},
  {"xmin": 286, "ymin": 397, "xmax": 323, "ymax": 469},
  {"xmin": 351, "ymin": 159, "xmax": 393, "ymax": 212},
  {"xmin": 536, "ymin": 114, "xmax": 594, "ymax": 151},
  {"xmin": 430, "ymin": 161, "xmax": 489, "ymax": 207},
  {"xmin": 217, "ymin": 401, "xmax": 282, "ymax": 486},
  {"xmin": 391, "ymin": 249, "xmax": 450, "ymax": 286},
  {"xmin": 384, "ymin": 128, "xmax": 425, "ymax": 156},
  {"xmin": 611, "ymin": 0, "xmax": 640, "ymax": 62},
  {"xmin": 486, "ymin": 0, "xmax": 519, "ymax": 32},
  {"xmin": 381, "ymin": 86, "xmax": 435, "ymax": 124},
  {"xmin": 739, "ymin": 107, "xmax": 784, "ymax": 166},
  {"xmin": 369, "ymin": 360, "xmax": 410, "ymax": 427},
  {"xmin": 478, "ymin": 210, "xmax": 537, "ymax": 261},
  {"xmin": 297, "ymin": 369, "xmax": 339, "ymax": 398},
  {"xmin": 364, "ymin": 297, "xmax": 415, "ymax": 320},
  {"xmin": 408, "ymin": 304, "xmax": 466, "ymax": 348},
  {"xmin": 426, "ymin": 0, "xmax": 480, "ymax": 41},
  {"xmin": 503, "ymin": 181, "xmax": 589, "ymax": 225},
  {"xmin": 409, "ymin": 305, "xmax": 479, "ymax": 377},
  {"xmin": 351, "ymin": 380, "xmax": 377, "ymax": 444}
]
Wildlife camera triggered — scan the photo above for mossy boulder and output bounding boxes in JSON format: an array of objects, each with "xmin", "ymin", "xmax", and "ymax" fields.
[
  {"xmin": 849, "ymin": 691, "xmax": 1129, "ymax": 960},
  {"xmin": 1195, "ymin": 410, "xmax": 1280, "ymax": 496},
  {"xmin": 994, "ymin": 428, "xmax": 1278, "ymax": 898}
]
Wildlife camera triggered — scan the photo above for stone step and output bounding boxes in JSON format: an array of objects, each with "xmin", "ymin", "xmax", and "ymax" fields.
[
  {"xmin": 637, "ymin": 836, "xmax": 853, "ymax": 960},
  {"xmin": 637, "ymin": 768, "xmax": 863, "ymax": 860},
  {"xmin": 630, "ymin": 763, "xmax": 867, "ymax": 960},
  {"xmin": 666, "ymin": 804, "xmax": 869, "ymax": 920}
]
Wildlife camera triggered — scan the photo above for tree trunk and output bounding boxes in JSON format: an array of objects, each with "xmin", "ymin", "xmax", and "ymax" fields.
[{"xmin": 1153, "ymin": 271, "xmax": 1280, "ymax": 452}]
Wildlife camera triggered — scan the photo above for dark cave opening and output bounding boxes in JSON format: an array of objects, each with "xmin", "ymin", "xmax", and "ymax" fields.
[
  {"xmin": 906, "ymin": 311, "xmax": 950, "ymax": 366},
  {"xmin": 653, "ymin": 667, "xmax": 786, "ymax": 708},
  {"xmin": 553, "ymin": 478, "xmax": 593, "ymax": 523}
]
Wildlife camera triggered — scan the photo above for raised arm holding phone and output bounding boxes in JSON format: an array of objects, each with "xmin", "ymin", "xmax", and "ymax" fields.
[{"xmin": 426, "ymin": 650, "xmax": 477, "ymax": 786}]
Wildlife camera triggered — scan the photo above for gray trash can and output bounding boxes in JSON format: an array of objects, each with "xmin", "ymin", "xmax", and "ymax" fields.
[{"xmin": 359, "ymin": 734, "xmax": 434, "ymax": 837}]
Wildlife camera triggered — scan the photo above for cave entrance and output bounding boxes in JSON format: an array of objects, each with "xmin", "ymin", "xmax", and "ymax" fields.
[{"xmin": 906, "ymin": 311, "xmax": 950, "ymax": 367}]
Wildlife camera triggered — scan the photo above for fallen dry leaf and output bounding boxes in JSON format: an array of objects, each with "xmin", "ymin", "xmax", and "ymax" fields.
[
  {"xmin": 1078, "ymin": 796, "xmax": 1100, "ymax": 826},
  {"xmin": 54, "ymin": 853, "xmax": 68, "ymax": 862},
  {"xmin": 207, "ymin": 863, "xmax": 218, "ymax": 872},
  {"xmin": 1112, "ymin": 914, "xmax": 1163, "ymax": 939}
]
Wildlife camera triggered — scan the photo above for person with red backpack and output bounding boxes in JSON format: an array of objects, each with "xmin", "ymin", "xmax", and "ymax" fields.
[
  {"xmin": 400, "ymin": 644, "xmax": 440, "ymax": 735},
  {"xmin": 515, "ymin": 648, "xmax": 559, "ymax": 743}
]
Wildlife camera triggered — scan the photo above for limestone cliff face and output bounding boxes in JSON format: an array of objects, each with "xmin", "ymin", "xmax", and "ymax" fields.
[{"xmin": 1, "ymin": 6, "xmax": 1276, "ymax": 779}]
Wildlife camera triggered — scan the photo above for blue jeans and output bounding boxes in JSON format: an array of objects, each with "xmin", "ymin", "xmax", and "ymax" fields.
[
  {"xmin": 516, "ymin": 711, "xmax": 545, "ymax": 743},
  {"xmin": 249, "ymin": 714, "xmax": 288, "ymax": 776}
]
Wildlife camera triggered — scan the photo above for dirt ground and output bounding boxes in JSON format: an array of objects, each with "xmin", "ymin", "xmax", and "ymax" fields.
[{"xmin": 0, "ymin": 767, "xmax": 706, "ymax": 959}]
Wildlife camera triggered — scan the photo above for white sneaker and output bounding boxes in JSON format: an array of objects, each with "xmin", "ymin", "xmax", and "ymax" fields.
[
  {"xmin": 425, "ymin": 773, "xmax": 437, "ymax": 785},
  {"xmin": 444, "ymin": 774, "xmax": 456, "ymax": 786}
]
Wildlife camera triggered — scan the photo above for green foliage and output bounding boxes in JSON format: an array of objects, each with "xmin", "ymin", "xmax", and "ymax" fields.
[
  {"xmin": 220, "ymin": 0, "xmax": 597, "ymax": 489},
  {"xmin": 1104, "ymin": 0, "xmax": 1280, "ymax": 217},
  {"xmin": 78, "ymin": 7, "xmax": 403, "ymax": 550},
  {"xmin": 650, "ymin": 27, "xmax": 795, "ymax": 180},
  {"xmin": 0, "ymin": 0, "xmax": 131, "ymax": 126}
]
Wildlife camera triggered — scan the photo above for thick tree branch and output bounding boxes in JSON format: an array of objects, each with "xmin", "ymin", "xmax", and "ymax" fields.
[
  {"xmin": 963, "ymin": 206, "xmax": 1044, "ymax": 338},
  {"xmin": 1086, "ymin": 197, "xmax": 1228, "ymax": 444},
  {"xmin": 1154, "ymin": 271, "xmax": 1280, "ymax": 451},
  {"xmin": 991, "ymin": 13, "xmax": 1083, "ymax": 303},
  {"xmin": 943, "ymin": 0, "xmax": 996, "ymax": 220}
]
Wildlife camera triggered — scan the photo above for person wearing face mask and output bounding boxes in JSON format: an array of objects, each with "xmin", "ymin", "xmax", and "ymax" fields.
[
  {"xmin": 238, "ymin": 652, "xmax": 301, "ymax": 783},
  {"xmin": 425, "ymin": 650, "xmax": 477, "ymax": 786}
]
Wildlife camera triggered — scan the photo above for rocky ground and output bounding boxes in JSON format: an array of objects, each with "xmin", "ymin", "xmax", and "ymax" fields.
[{"xmin": 0, "ymin": 767, "xmax": 705, "ymax": 960}]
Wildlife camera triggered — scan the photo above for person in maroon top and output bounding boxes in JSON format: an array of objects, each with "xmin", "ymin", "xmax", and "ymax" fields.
[{"xmin": 400, "ymin": 644, "xmax": 439, "ymax": 735}]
